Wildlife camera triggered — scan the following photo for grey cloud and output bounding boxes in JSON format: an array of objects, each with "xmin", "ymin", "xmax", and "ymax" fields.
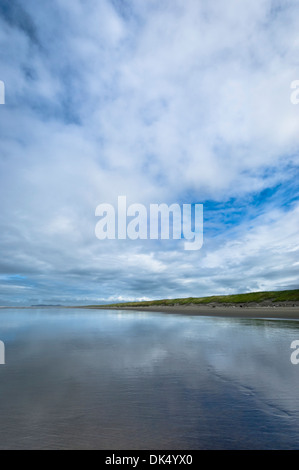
[
  {"xmin": 0, "ymin": 0, "xmax": 298, "ymax": 305},
  {"xmin": 0, "ymin": 0, "xmax": 38, "ymax": 45}
]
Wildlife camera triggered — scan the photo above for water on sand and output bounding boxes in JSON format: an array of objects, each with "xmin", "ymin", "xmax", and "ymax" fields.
[{"xmin": 0, "ymin": 308, "xmax": 299, "ymax": 449}]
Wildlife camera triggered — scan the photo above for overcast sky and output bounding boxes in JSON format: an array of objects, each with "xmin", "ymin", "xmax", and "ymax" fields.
[{"xmin": 0, "ymin": 0, "xmax": 298, "ymax": 305}]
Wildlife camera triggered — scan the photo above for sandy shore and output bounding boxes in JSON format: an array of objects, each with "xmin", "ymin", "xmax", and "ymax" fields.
[
  {"xmin": 3, "ymin": 303, "xmax": 299, "ymax": 319},
  {"xmin": 88, "ymin": 303, "xmax": 299, "ymax": 319}
]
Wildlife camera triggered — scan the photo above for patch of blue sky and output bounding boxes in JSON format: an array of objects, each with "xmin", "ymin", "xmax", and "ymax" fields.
[
  {"xmin": 198, "ymin": 167, "xmax": 299, "ymax": 239},
  {"xmin": 0, "ymin": 274, "xmax": 27, "ymax": 282}
]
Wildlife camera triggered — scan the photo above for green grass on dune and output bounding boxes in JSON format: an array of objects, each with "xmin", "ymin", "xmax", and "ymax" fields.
[{"xmin": 85, "ymin": 289, "xmax": 299, "ymax": 308}]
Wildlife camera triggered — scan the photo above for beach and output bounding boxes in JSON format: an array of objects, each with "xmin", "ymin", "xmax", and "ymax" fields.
[
  {"xmin": 2, "ymin": 307, "xmax": 299, "ymax": 449},
  {"xmin": 86, "ymin": 303, "xmax": 299, "ymax": 319}
]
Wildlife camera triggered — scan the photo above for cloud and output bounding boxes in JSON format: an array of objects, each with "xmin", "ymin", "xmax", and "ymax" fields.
[{"xmin": 0, "ymin": 0, "xmax": 298, "ymax": 304}]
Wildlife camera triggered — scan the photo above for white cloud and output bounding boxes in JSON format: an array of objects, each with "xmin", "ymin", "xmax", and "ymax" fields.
[{"xmin": 0, "ymin": 0, "xmax": 298, "ymax": 304}]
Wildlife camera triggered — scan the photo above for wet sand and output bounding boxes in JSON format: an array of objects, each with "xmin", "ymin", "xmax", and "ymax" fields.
[{"xmin": 87, "ymin": 303, "xmax": 299, "ymax": 319}]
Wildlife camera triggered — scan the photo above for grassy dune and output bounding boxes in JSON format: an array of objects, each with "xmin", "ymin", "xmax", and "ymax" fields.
[{"xmin": 86, "ymin": 289, "xmax": 299, "ymax": 308}]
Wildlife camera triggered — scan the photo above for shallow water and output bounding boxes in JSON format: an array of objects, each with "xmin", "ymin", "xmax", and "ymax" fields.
[{"xmin": 0, "ymin": 308, "xmax": 299, "ymax": 449}]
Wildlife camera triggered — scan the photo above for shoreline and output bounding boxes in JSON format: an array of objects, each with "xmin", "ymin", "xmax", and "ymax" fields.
[
  {"xmin": 1, "ymin": 303, "xmax": 299, "ymax": 319},
  {"xmin": 83, "ymin": 304, "xmax": 299, "ymax": 319}
]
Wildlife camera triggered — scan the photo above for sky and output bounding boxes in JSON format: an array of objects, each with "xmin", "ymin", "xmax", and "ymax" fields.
[{"xmin": 0, "ymin": 0, "xmax": 299, "ymax": 306}]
